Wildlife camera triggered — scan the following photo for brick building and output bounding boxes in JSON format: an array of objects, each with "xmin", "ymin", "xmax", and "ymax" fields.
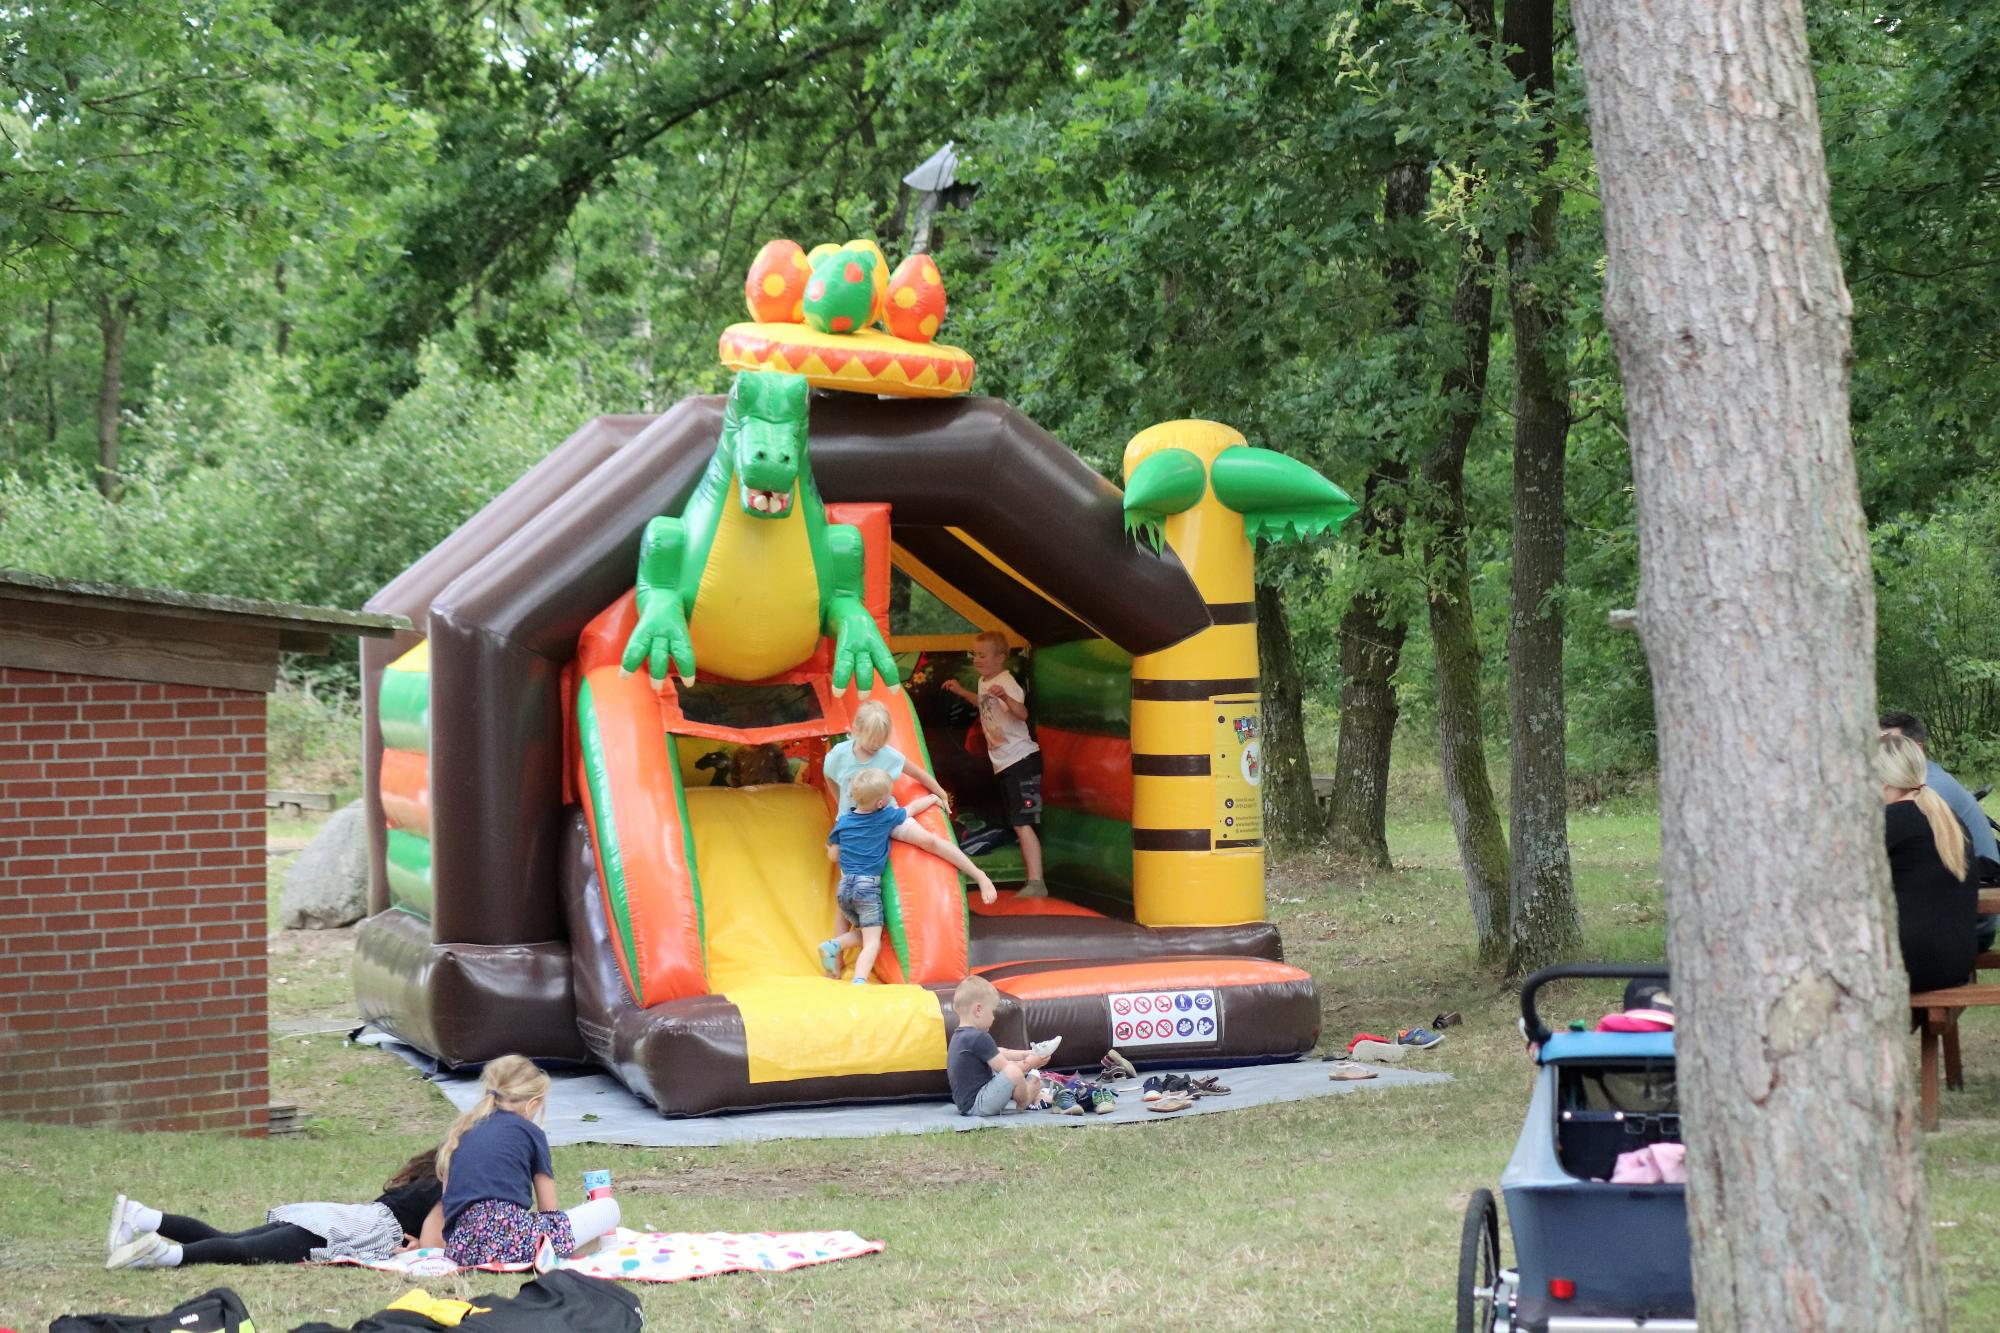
[{"xmin": 0, "ymin": 570, "xmax": 400, "ymax": 1135}]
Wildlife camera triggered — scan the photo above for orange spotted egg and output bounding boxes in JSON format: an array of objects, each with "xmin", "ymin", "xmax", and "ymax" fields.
[
  {"xmin": 745, "ymin": 239, "xmax": 810, "ymax": 323},
  {"xmin": 885, "ymin": 253, "xmax": 947, "ymax": 342}
]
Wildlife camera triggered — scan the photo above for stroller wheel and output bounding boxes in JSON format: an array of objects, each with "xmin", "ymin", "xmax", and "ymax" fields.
[{"xmin": 1457, "ymin": 1187, "xmax": 1502, "ymax": 1333}]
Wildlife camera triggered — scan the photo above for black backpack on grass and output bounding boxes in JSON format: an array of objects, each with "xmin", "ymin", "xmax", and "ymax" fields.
[{"xmin": 49, "ymin": 1286, "xmax": 255, "ymax": 1333}]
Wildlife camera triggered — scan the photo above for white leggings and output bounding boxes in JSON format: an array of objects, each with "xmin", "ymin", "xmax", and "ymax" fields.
[{"xmin": 566, "ymin": 1197, "xmax": 621, "ymax": 1249}]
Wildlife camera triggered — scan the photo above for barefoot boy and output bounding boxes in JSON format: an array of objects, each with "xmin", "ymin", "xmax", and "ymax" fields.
[
  {"xmin": 948, "ymin": 975, "xmax": 1048, "ymax": 1116},
  {"xmin": 943, "ymin": 631, "xmax": 1045, "ymax": 896},
  {"xmin": 820, "ymin": 768, "xmax": 997, "ymax": 984}
]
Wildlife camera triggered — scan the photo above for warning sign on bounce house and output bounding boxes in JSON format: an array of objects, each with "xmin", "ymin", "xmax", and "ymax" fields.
[{"xmin": 1106, "ymin": 989, "xmax": 1219, "ymax": 1048}]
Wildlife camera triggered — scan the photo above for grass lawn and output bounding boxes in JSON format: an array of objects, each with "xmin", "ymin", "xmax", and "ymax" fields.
[{"xmin": 5, "ymin": 809, "xmax": 1999, "ymax": 1329}]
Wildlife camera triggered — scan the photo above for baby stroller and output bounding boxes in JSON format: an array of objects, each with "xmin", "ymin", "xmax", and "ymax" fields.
[{"xmin": 1457, "ymin": 963, "xmax": 1696, "ymax": 1331}]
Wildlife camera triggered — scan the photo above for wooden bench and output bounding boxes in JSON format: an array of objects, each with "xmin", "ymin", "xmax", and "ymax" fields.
[
  {"xmin": 1910, "ymin": 887, "xmax": 2000, "ymax": 1130},
  {"xmin": 266, "ymin": 789, "xmax": 335, "ymax": 817}
]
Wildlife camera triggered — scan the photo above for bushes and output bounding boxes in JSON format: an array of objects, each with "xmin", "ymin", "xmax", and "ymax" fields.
[{"xmin": 1874, "ymin": 499, "xmax": 2000, "ymax": 778}]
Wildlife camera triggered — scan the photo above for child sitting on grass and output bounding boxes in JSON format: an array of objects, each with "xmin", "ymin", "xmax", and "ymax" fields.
[
  {"xmin": 948, "ymin": 975, "xmax": 1049, "ymax": 1117},
  {"xmin": 418, "ymin": 1055, "xmax": 621, "ymax": 1269},
  {"xmin": 823, "ymin": 699, "xmax": 952, "ymax": 814},
  {"xmin": 820, "ymin": 767, "xmax": 997, "ymax": 984}
]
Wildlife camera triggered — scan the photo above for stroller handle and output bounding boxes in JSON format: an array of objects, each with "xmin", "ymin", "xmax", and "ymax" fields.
[{"xmin": 1520, "ymin": 962, "xmax": 1670, "ymax": 1045}]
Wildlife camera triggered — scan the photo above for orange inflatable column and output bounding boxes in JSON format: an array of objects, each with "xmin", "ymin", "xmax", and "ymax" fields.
[{"xmin": 826, "ymin": 502, "xmax": 892, "ymax": 636}]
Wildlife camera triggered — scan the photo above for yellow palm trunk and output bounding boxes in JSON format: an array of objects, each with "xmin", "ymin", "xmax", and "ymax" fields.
[{"xmin": 1123, "ymin": 420, "xmax": 1266, "ymax": 926}]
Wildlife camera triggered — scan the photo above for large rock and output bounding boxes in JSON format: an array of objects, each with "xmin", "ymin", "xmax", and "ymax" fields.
[{"xmin": 279, "ymin": 800, "xmax": 371, "ymax": 929}]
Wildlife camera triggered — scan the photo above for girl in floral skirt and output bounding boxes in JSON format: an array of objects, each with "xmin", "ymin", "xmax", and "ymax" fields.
[{"xmin": 419, "ymin": 1054, "xmax": 620, "ymax": 1268}]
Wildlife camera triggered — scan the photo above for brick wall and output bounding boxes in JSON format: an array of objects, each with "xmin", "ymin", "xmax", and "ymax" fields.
[{"xmin": 0, "ymin": 666, "xmax": 268, "ymax": 1134}]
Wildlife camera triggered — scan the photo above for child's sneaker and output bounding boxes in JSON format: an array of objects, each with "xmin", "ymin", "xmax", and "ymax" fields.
[
  {"xmin": 817, "ymin": 941, "xmax": 841, "ymax": 979},
  {"xmin": 1030, "ymin": 1035, "xmax": 1063, "ymax": 1063},
  {"xmin": 1397, "ymin": 1027, "xmax": 1445, "ymax": 1050},
  {"xmin": 1052, "ymin": 1086, "xmax": 1082, "ymax": 1115},
  {"xmin": 1089, "ymin": 1086, "xmax": 1117, "ymax": 1114},
  {"xmin": 106, "ymin": 1232, "xmax": 173, "ymax": 1270},
  {"xmin": 107, "ymin": 1194, "xmax": 133, "ymax": 1254},
  {"xmin": 1141, "ymin": 1076, "xmax": 1164, "ymax": 1102}
]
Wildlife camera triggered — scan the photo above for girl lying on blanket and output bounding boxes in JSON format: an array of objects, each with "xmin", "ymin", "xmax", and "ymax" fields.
[
  {"xmin": 414, "ymin": 1053, "xmax": 621, "ymax": 1269},
  {"xmin": 105, "ymin": 1149, "xmax": 443, "ymax": 1269}
]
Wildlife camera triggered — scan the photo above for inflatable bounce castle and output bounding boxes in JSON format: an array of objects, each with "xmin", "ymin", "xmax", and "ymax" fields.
[{"xmin": 356, "ymin": 239, "xmax": 1357, "ymax": 1115}]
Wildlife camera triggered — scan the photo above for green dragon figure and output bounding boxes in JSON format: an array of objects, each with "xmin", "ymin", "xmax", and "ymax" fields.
[{"xmin": 620, "ymin": 370, "xmax": 898, "ymax": 690}]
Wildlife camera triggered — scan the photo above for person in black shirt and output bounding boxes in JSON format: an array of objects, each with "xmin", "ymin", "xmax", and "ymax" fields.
[
  {"xmin": 1878, "ymin": 733, "xmax": 1978, "ymax": 993},
  {"xmin": 106, "ymin": 1149, "xmax": 442, "ymax": 1269}
]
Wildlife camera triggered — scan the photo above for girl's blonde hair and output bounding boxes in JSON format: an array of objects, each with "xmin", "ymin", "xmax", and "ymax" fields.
[
  {"xmin": 1877, "ymin": 732, "xmax": 1967, "ymax": 881},
  {"xmin": 849, "ymin": 701, "xmax": 893, "ymax": 749},
  {"xmin": 436, "ymin": 1054, "xmax": 550, "ymax": 1185}
]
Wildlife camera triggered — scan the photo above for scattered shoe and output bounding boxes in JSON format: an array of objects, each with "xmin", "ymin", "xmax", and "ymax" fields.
[
  {"xmin": 817, "ymin": 941, "xmax": 841, "ymax": 979},
  {"xmin": 1089, "ymin": 1086, "xmax": 1117, "ymax": 1114},
  {"xmin": 1146, "ymin": 1094, "xmax": 1195, "ymax": 1113},
  {"xmin": 106, "ymin": 1232, "xmax": 174, "ymax": 1271},
  {"xmin": 1328, "ymin": 1063, "xmax": 1379, "ymax": 1082},
  {"xmin": 1432, "ymin": 1011, "xmax": 1463, "ymax": 1030},
  {"xmin": 1347, "ymin": 1037, "xmax": 1406, "ymax": 1064},
  {"xmin": 1101, "ymin": 1048, "xmax": 1139, "ymax": 1080},
  {"xmin": 1052, "ymin": 1086, "xmax": 1082, "ymax": 1115},
  {"xmin": 1397, "ymin": 1027, "xmax": 1445, "ymax": 1050},
  {"xmin": 1189, "ymin": 1075, "xmax": 1231, "ymax": 1097},
  {"xmin": 1159, "ymin": 1073, "xmax": 1193, "ymax": 1094},
  {"xmin": 1031, "ymin": 1035, "xmax": 1063, "ymax": 1063}
]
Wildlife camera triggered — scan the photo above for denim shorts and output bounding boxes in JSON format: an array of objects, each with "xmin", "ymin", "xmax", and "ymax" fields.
[{"xmin": 836, "ymin": 872, "xmax": 883, "ymax": 928}]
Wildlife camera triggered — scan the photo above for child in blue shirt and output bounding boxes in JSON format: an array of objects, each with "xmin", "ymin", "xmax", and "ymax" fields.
[
  {"xmin": 819, "ymin": 767, "xmax": 996, "ymax": 983},
  {"xmin": 822, "ymin": 700, "xmax": 952, "ymax": 815}
]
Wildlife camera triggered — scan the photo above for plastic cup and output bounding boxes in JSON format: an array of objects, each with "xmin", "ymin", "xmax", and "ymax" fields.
[{"xmin": 583, "ymin": 1169, "xmax": 612, "ymax": 1200}]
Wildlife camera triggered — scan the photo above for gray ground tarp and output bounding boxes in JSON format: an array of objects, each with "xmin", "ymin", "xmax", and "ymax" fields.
[{"xmin": 359, "ymin": 1030, "xmax": 1451, "ymax": 1148}]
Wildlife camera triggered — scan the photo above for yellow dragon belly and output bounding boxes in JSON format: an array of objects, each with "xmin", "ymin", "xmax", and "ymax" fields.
[{"xmin": 689, "ymin": 486, "xmax": 823, "ymax": 681}]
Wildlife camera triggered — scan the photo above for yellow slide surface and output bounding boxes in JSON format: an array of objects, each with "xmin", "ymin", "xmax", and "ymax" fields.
[{"xmin": 687, "ymin": 784, "xmax": 947, "ymax": 1083}]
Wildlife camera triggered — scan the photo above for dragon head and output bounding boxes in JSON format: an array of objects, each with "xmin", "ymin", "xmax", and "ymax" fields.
[{"xmin": 723, "ymin": 370, "xmax": 810, "ymax": 518}]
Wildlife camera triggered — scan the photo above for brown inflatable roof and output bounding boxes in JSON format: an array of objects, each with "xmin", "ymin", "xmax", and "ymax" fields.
[{"xmin": 362, "ymin": 393, "xmax": 1211, "ymax": 947}]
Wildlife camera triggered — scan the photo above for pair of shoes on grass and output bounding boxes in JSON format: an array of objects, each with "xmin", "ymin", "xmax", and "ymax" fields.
[{"xmin": 106, "ymin": 1195, "xmax": 176, "ymax": 1270}]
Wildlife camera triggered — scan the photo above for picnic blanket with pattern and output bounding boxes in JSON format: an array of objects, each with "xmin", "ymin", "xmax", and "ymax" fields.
[{"xmin": 332, "ymin": 1227, "xmax": 884, "ymax": 1283}]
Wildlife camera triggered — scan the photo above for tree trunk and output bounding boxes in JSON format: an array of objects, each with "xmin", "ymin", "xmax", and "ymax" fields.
[
  {"xmin": 1325, "ymin": 163, "xmax": 1428, "ymax": 867},
  {"xmin": 94, "ymin": 293, "xmax": 136, "ymax": 500},
  {"xmin": 1256, "ymin": 579, "xmax": 1324, "ymax": 851},
  {"xmin": 43, "ymin": 298, "xmax": 57, "ymax": 445},
  {"xmin": 1326, "ymin": 464, "xmax": 1407, "ymax": 867},
  {"xmin": 1571, "ymin": 3, "xmax": 1946, "ymax": 1328},
  {"xmin": 633, "ymin": 228, "xmax": 659, "ymax": 404},
  {"xmin": 273, "ymin": 256, "xmax": 291, "ymax": 358},
  {"xmin": 1420, "ymin": 237, "xmax": 1511, "ymax": 964},
  {"xmin": 1503, "ymin": 0, "xmax": 1581, "ymax": 974}
]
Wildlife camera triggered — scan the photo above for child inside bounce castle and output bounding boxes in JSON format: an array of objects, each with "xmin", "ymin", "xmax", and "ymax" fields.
[
  {"xmin": 820, "ymin": 767, "xmax": 997, "ymax": 984},
  {"xmin": 822, "ymin": 700, "xmax": 952, "ymax": 814},
  {"xmin": 943, "ymin": 630, "xmax": 1045, "ymax": 897}
]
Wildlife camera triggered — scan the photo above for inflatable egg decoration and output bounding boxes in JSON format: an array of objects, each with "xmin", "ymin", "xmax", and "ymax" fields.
[
  {"xmin": 802, "ymin": 247, "xmax": 877, "ymax": 334},
  {"xmin": 744, "ymin": 239, "xmax": 810, "ymax": 323},
  {"xmin": 805, "ymin": 242, "xmax": 842, "ymax": 270},
  {"xmin": 885, "ymin": 253, "xmax": 947, "ymax": 343},
  {"xmin": 846, "ymin": 238, "xmax": 892, "ymax": 327}
]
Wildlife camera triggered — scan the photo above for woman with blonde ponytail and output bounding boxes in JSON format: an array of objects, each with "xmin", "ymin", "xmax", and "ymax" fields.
[
  {"xmin": 1877, "ymin": 733, "xmax": 1978, "ymax": 992},
  {"xmin": 418, "ymin": 1054, "xmax": 620, "ymax": 1267}
]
